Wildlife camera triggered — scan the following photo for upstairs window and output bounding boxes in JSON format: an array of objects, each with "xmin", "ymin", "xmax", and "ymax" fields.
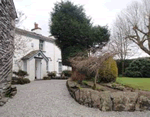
[{"xmin": 39, "ymin": 40, "xmax": 44, "ymax": 51}]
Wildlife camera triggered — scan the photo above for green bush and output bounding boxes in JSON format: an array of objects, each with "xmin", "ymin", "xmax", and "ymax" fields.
[
  {"xmin": 116, "ymin": 59, "xmax": 133, "ymax": 76},
  {"xmin": 125, "ymin": 58, "xmax": 150, "ymax": 77},
  {"xmin": 12, "ymin": 78, "xmax": 30, "ymax": 85},
  {"xmin": 47, "ymin": 71, "xmax": 56, "ymax": 78},
  {"xmin": 62, "ymin": 70, "xmax": 72, "ymax": 77},
  {"xmin": 116, "ymin": 57, "xmax": 150, "ymax": 76},
  {"xmin": 13, "ymin": 70, "xmax": 28, "ymax": 79},
  {"xmin": 43, "ymin": 76, "xmax": 51, "ymax": 80},
  {"xmin": 98, "ymin": 57, "xmax": 118, "ymax": 83}
]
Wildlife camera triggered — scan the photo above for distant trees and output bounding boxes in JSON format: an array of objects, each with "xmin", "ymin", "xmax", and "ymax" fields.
[
  {"xmin": 114, "ymin": 0, "xmax": 150, "ymax": 56},
  {"xmin": 109, "ymin": 20, "xmax": 137, "ymax": 75},
  {"xmin": 15, "ymin": 10, "xmax": 27, "ymax": 28},
  {"xmin": 125, "ymin": 58, "xmax": 150, "ymax": 77},
  {"xmin": 50, "ymin": 1, "xmax": 110, "ymax": 66}
]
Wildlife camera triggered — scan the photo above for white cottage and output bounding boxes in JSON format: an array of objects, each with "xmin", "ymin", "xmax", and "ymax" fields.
[{"xmin": 13, "ymin": 23, "xmax": 71, "ymax": 81}]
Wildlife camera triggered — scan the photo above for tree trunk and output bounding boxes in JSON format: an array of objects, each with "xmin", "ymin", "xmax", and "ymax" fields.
[
  {"xmin": 93, "ymin": 70, "xmax": 99, "ymax": 90},
  {"xmin": 121, "ymin": 60, "xmax": 125, "ymax": 76}
]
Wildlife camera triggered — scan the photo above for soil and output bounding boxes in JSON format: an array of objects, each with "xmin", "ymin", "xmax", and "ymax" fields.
[{"xmin": 80, "ymin": 81, "xmax": 150, "ymax": 93}]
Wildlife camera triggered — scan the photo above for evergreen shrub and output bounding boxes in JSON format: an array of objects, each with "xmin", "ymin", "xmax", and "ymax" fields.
[{"xmin": 98, "ymin": 57, "xmax": 118, "ymax": 83}]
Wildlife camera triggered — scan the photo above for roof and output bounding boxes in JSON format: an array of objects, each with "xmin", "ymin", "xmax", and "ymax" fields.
[
  {"xmin": 21, "ymin": 50, "xmax": 49, "ymax": 62},
  {"xmin": 22, "ymin": 50, "xmax": 39, "ymax": 60},
  {"xmin": 15, "ymin": 28, "xmax": 55, "ymax": 43}
]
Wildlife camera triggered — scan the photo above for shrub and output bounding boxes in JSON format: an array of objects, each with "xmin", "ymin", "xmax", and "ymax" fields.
[
  {"xmin": 71, "ymin": 69, "xmax": 86, "ymax": 83},
  {"xmin": 125, "ymin": 58, "xmax": 150, "ymax": 77},
  {"xmin": 116, "ymin": 59, "xmax": 133, "ymax": 76},
  {"xmin": 61, "ymin": 70, "xmax": 72, "ymax": 77},
  {"xmin": 98, "ymin": 57, "xmax": 118, "ymax": 83},
  {"xmin": 47, "ymin": 71, "xmax": 56, "ymax": 78},
  {"xmin": 13, "ymin": 70, "xmax": 28, "ymax": 79},
  {"xmin": 116, "ymin": 57, "xmax": 150, "ymax": 76},
  {"xmin": 43, "ymin": 76, "xmax": 51, "ymax": 80},
  {"xmin": 12, "ymin": 78, "xmax": 30, "ymax": 85}
]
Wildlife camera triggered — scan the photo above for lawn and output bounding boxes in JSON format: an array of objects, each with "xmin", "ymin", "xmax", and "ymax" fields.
[{"xmin": 116, "ymin": 77, "xmax": 150, "ymax": 91}]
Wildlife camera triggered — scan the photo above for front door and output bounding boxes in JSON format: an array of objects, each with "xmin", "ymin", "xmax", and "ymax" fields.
[{"xmin": 35, "ymin": 59, "xmax": 41, "ymax": 79}]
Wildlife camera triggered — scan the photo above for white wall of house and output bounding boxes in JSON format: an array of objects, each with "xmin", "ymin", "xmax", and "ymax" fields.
[
  {"xmin": 13, "ymin": 29, "xmax": 71, "ymax": 81},
  {"xmin": 41, "ymin": 59, "xmax": 47, "ymax": 78},
  {"xmin": 27, "ymin": 58, "xmax": 35, "ymax": 81}
]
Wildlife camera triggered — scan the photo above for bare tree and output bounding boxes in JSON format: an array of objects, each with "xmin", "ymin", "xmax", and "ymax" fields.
[
  {"xmin": 108, "ymin": 20, "xmax": 138, "ymax": 75},
  {"xmin": 15, "ymin": 10, "xmax": 27, "ymax": 28},
  {"xmin": 14, "ymin": 10, "xmax": 31, "ymax": 70},
  {"xmin": 70, "ymin": 50, "xmax": 116, "ymax": 89},
  {"xmin": 115, "ymin": 0, "xmax": 150, "ymax": 56},
  {"xmin": 14, "ymin": 32, "xmax": 31, "ymax": 69}
]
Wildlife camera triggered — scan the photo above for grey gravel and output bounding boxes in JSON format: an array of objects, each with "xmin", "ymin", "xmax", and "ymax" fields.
[{"xmin": 0, "ymin": 80, "xmax": 149, "ymax": 117}]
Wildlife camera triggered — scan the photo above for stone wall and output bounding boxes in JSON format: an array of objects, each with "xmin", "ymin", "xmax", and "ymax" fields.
[
  {"xmin": 67, "ymin": 78, "xmax": 150, "ymax": 111},
  {"xmin": 0, "ymin": 0, "xmax": 17, "ymax": 106}
]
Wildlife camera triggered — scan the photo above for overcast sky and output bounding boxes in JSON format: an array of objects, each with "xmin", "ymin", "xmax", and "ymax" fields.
[{"xmin": 14, "ymin": 0, "xmax": 142, "ymax": 36}]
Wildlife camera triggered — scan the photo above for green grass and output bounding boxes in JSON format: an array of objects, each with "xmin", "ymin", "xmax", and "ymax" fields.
[{"xmin": 116, "ymin": 77, "xmax": 150, "ymax": 91}]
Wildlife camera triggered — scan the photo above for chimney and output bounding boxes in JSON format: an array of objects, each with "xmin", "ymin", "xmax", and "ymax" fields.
[
  {"xmin": 31, "ymin": 22, "xmax": 42, "ymax": 34},
  {"xmin": 34, "ymin": 22, "xmax": 38, "ymax": 29}
]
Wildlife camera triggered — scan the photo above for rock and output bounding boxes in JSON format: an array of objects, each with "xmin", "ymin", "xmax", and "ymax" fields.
[
  {"xmin": 99, "ymin": 91, "xmax": 112, "ymax": 111},
  {"xmin": 0, "ymin": 97, "xmax": 8, "ymax": 106},
  {"xmin": 111, "ymin": 92, "xmax": 138, "ymax": 111},
  {"xmin": 0, "ymin": 102, "xmax": 5, "ymax": 106},
  {"xmin": 115, "ymin": 85, "xmax": 125, "ymax": 91},
  {"xmin": 76, "ymin": 88, "xmax": 93, "ymax": 107},
  {"xmin": 1, "ymin": 98, "xmax": 8, "ymax": 103},
  {"xmin": 138, "ymin": 91, "xmax": 150, "ymax": 99},
  {"xmin": 91, "ymin": 90, "xmax": 100, "ymax": 108},
  {"xmin": 75, "ymin": 90, "xmax": 80, "ymax": 101},
  {"xmin": 68, "ymin": 80, "xmax": 77, "ymax": 88},
  {"xmin": 66, "ymin": 78, "xmax": 150, "ymax": 112},
  {"xmin": 136, "ymin": 95, "xmax": 150, "ymax": 111},
  {"xmin": 10, "ymin": 91, "xmax": 17, "ymax": 98}
]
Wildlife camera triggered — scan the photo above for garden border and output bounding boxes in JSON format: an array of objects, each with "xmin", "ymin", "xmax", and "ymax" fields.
[{"xmin": 66, "ymin": 78, "xmax": 150, "ymax": 111}]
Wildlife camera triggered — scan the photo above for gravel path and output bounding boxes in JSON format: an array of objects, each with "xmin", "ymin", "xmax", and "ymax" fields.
[{"xmin": 0, "ymin": 80, "xmax": 149, "ymax": 117}]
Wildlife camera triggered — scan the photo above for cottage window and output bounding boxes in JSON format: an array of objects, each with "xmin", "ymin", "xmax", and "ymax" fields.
[
  {"xmin": 23, "ymin": 60, "xmax": 27, "ymax": 72},
  {"xmin": 39, "ymin": 40, "xmax": 44, "ymax": 51},
  {"xmin": 58, "ymin": 62, "xmax": 62, "ymax": 73}
]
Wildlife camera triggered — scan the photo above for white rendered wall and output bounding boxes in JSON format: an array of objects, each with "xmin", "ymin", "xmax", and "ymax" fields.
[
  {"xmin": 13, "ymin": 33, "xmax": 39, "ymax": 72},
  {"xmin": 27, "ymin": 58, "xmax": 35, "ymax": 81},
  {"xmin": 41, "ymin": 59, "xmax": 47, "ymax": 78},
  {"xmin": 13, "ymin": 32, "xmax": 72, "ymax": 80},
  {"xmin": 44, "ymin": 41, "xmax": 54, "ymax": 71},
  {"xmin": 44, "ymin": 41, "xmax": 63, "ymax": 74}
]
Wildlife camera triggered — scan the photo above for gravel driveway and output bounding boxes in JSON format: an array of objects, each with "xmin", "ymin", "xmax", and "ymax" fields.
[{"xmin": 0, "ymin": 80, "xmax": 149, "ymax": 117}]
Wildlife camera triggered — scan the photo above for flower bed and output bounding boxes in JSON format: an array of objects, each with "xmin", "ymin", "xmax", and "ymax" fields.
[{"xmin": 66, "ymin": 78, "xmax": 150, "ymax": 111}]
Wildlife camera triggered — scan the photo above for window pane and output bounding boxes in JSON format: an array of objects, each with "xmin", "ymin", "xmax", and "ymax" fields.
[
  {"xmin": 58, "ymin": 62, "xmax": 62, "ymax": 73},
  {"xmin": 39, "ymin": 40, "xmax": 44, "ymax": 50}
]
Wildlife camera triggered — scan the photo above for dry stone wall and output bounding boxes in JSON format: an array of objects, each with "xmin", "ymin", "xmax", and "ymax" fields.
[
  {"xmin": 67, "ymin": 78, "xmax": 150, "ymax": 111},
  {"xmin": 0, "ymin": 0, "xmax": 17, "ymax": 106}
]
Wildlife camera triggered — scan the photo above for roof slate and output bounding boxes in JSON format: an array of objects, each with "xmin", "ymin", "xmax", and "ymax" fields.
[
  {"xmin": 21, "ymin": 50, "xmax": 49, "ymax": 62},
  {"xmin": 15, "ymin": 28, "xmax": 55, "ymax": 43},
  {"xmin": 21, "ymin": 50, "xmax": 39, "ymax": 60}
]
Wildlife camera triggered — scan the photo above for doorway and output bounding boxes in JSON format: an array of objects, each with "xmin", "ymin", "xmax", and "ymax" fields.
[{"xmin": 35, "ymin": 59, "xmax": 41, "ymax": 79}]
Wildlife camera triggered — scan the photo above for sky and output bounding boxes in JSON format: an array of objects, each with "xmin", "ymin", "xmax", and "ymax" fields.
[
  {"xmin": 14, "ymin": 0, "xmax": 149, "ymax": 58},
  {"xmin": 14, "ymin": 0, "xmax": 142, "ymax": 37}
]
